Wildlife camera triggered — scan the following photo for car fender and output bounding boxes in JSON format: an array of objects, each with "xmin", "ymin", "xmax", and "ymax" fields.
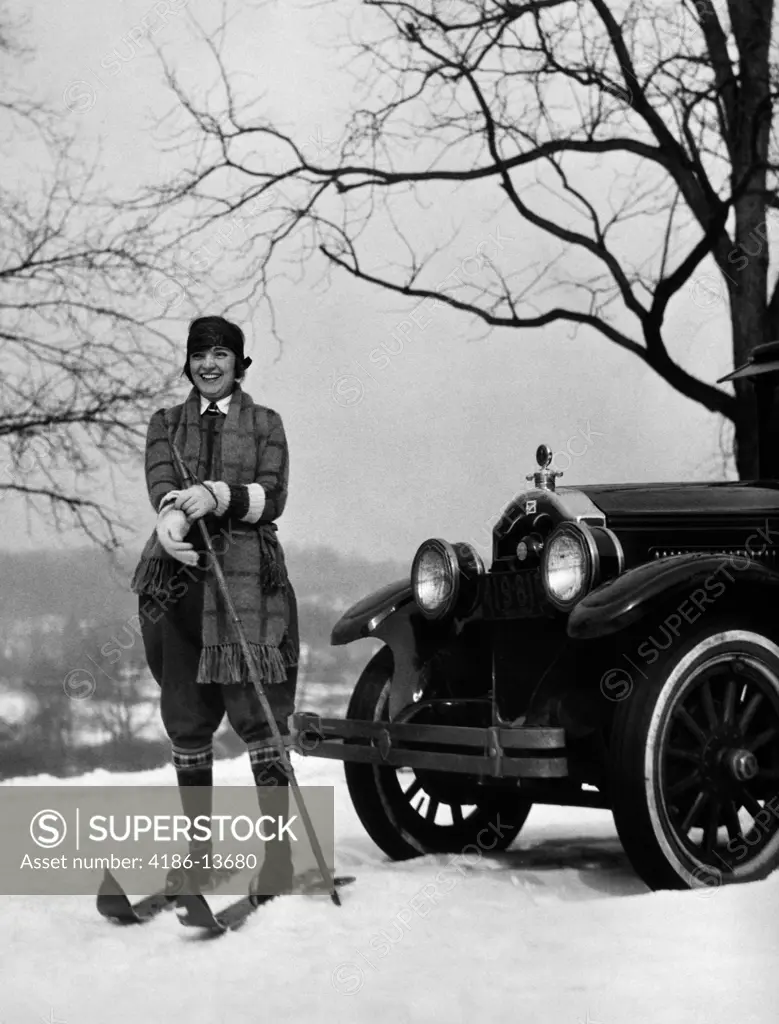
[
  {"xmin": 331, "ymin": 579, "xmax": 414, "ymax": 646},
  {"xmin": 567, "ymin": 553, "xmax": 779, "ymax": 640},
  {"xmin": 331, "ymin": 579, "xmax": 451, "ymax": 718}
]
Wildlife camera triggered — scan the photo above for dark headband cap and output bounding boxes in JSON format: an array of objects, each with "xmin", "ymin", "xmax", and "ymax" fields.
[{"xmin": 186, "ymin": 315, "xmax": 252, "ymax": 370}]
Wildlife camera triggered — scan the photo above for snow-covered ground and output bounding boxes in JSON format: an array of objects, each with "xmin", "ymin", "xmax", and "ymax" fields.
[{"xmin": 1, "ymin": 754, "xmax": 777, "ymax": 1024}]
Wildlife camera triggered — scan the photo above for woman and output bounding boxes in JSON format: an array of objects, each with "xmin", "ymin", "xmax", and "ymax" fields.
[{"xmin": 131, "ymin": 315, "xmax": 299, "ymax": 893}]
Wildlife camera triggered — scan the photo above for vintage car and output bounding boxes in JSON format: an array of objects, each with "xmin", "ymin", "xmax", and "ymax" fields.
[{"xmin": 292, "ymin": 441, "xmax": 779, "ymax": 893}]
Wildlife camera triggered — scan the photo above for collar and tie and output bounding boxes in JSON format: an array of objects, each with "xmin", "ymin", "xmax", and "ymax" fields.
[{"xmin": 200, "ymin": 391, "xmax": 232, "ymax": 417}]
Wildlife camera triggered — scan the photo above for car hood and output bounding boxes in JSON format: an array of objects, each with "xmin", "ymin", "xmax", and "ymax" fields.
[
  {"xmin": 491, "ymin": 480, "xmax": 779, "ymax": 564},
  {"xmin": 579, "ymin": 481, "xmax": 779, "ymax": 522}
]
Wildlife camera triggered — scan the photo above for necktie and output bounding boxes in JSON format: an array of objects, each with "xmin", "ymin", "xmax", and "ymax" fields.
[{"xmin": 202, "ymin": 404, "xmax": 223, "ymax": 478}]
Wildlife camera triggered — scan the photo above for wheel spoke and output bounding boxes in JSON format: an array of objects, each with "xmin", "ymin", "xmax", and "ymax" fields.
[
  {"xmin": 724, "ymin": 801, "xmax": 742, "ymax": 844},
  {"xmin": 668, "ymin": 771, "xmax": 701, "ymax": 799},
  {"xmin": 723, "ymin": 679, "xmax": 737, "ymax": 725},
  {"xmin": 450, "ymin": 803, "xmax": 464, "ymax": 826},
  {"xmin": 701, "ymin": 798, "xmax": 721, "ymax": 855},
  {"xmin": 425, "ymin": 798, "xmax": 439, "ymax": 824},
  {"xmin": 748, "ymin": 727, "xmax": 778, "ymax": 754},
  {"xmin": 740, "ymin": 787, "xmax": 764, "ymax": 820},
  {"xmin": 666, "ymin": 746, "xmax": 699, "ymax": 765},
  {"xmin": 403, "ymin": 778, "xmax": 422, "ymax": 805},
  {"xmin": 701, "ymin": 681, "xmax": 719, "ymax": 731},
  {"xmin": 681, "ymin": 791, "xmax": 709, "ymax": 833},
  {"xmin": 676, "ymin": 707, "xmax": 707, "ymax": 746},
  {"xmin": 739, "ymin": 693, "xmax": 764, "ymax": 735}
]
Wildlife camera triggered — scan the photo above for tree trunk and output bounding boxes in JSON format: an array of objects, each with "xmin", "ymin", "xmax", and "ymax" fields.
[{"xmin": 726, "ymin": 0, "xmax": 773, "ymax": 478}]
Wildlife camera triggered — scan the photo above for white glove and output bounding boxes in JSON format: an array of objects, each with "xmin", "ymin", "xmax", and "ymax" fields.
[
  {"xmin": 156, "ymin": 507, "xmax": 198, "ymax": 567},
  {"xmin": 173, "ymin": 484, "xmax": 219, "ymax": 521}
]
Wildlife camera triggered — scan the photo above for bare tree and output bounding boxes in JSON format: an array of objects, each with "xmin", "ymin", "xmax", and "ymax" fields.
[
  {"xmin": 88, "ymin": 668, "xmax": 158, "ymax": 749},
  {"xmin": 76, "ymin": 614, "xmax": 159, "ymax": 748},
  {"xmin": 145, "ymin": 0, "xmax": 779, "ymax": 476},
  {"xmin": 0, "ymin": 10, "xmax": 204, "ymax": 549}
]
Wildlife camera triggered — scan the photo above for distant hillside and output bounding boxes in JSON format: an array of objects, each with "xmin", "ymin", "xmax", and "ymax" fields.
[{"xmin": 0, "ymin": 544, "xmax": 408, "ymax": 623}]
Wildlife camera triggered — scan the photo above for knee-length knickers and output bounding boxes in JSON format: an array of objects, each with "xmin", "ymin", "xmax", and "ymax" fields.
[{"xmin": 139, "ymin": 571, "xmax": 298, "ymax": 765}]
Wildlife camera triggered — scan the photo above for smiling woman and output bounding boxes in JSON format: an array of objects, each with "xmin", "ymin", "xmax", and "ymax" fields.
[
  {"xmin": 189, "ymin": 345, "xmax": 237, "ymax": 400},
  {"xmin": 185, "ymin": 319, "xmax": 241, "ymax": 404},
  {"xmin": 129, "ymin": 314, "xmax": 299, "ymax": 897}
]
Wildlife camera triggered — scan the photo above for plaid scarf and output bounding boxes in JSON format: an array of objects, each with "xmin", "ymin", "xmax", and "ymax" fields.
[{"xmin": 130, "ymin": 386, "xmax": 295, "ymax": 685}]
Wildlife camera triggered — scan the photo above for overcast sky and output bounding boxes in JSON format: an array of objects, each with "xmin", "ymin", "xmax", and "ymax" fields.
[{"xmin": 4, "ymin": 0, "xmax": 737, "ymax": 568}]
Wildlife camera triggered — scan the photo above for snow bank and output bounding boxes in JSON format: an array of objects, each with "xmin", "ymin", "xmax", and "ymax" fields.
[{"xmin": 0, "ymin": 755, "xmax": 776, "ymax": 1024}]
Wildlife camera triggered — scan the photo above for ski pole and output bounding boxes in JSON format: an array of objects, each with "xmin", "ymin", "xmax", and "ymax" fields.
[{"xmin": 168, "ymin": 439, "xmax": 341, "ymax": 907}]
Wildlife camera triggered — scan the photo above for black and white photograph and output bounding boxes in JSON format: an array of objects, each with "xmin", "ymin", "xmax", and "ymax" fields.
[{"xmin": 1, "ymin": 1, "xmax": 778, "ymax": 1021}]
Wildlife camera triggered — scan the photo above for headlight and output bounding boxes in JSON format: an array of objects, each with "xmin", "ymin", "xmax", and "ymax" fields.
[
  {"xmin": 542, "ymin": 526, "xmax": 591, "ymax": 608},
  {"xmin": 411, "ymin": 539, "xmax": 484, "ymax": 620},
  {"xmin": 541, "ymin": 522, "xmax": 624, "ymax": 610}
]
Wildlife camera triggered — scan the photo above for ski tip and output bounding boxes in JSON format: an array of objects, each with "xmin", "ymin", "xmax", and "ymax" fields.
[
  {"xmin": 96, "ymin": 870, "xmax": 140, "ymax": 924},
  {"xmin": 97, "ymin": 869, "xmax": 124, "ymax": 900},
  {"xmin": 176, "ymin": 894, "xmax": 227, "ymax": 933}
]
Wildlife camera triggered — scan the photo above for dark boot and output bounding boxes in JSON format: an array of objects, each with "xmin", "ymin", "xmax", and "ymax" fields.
[
  {"xmin": 169, "ymin": 766, "xmax": 215, "ymax": 893},
  {"xmin": 250, "ymin": 760, "xmax": 295, "ymax": 902}
]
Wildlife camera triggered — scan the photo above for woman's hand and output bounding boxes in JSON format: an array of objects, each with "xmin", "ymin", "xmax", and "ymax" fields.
[
  {"xmin": 156, "ymin": 508, "xmax": 199, "ymax": 567},
  {"xmin": 173, "ymin": 484, "xmax": 218, "ymax": 520}
]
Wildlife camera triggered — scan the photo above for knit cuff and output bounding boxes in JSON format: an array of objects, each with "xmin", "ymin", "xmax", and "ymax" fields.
[
  {"xmin": 241, "ymin": 483, "xmax": 266, "ymax": 524},
  {"xmin": 172, "ymin": 742, "xmax": 213, "ymax": 771},
  {"xmin": 204, "ymin": 480, "xmax": 231, "ymax": 516},
  {"xmin": 248, "ymin": 736, "xmax": 292, "ymax": 771},
  {"xmin": 227, "ymin": 484, "xmax": 251, "ymax": 520}
]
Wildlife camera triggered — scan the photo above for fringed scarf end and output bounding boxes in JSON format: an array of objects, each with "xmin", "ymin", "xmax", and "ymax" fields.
[
  {"xmin": 130, "ymin": 555, "xmax": 176, "ymax": 597},
  {"xmin": 196, "ymin": 642, "xmax": 288, "ymax": 685},
  {"xmin": 258, "ymin": 526, "xmax": 288, "ymax": 593},
  {"xmin": 260, "ymin": 561, "xmax": 288, "ymax": 592}
]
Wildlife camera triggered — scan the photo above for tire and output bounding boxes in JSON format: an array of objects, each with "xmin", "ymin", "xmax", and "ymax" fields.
[
  {"xmin": 343, "ymin": 646, "xmax": 532, "ymax": 860},
  {"xmin": 610, "ymin": 614, "xmax": 779, "ymax": 891}
]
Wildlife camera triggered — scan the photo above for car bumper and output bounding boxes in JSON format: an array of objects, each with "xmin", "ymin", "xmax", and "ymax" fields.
[{"xmin": 290, "ymin": 713, "xmax": 568, "ymax": 778}]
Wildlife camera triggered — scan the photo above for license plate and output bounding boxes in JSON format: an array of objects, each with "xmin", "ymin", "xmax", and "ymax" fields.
[{"xmin": 482, "ymin": 571, "xmax": 543, "ymax": 619}]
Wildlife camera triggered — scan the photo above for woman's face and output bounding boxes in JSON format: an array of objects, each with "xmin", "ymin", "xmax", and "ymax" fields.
[{"xmin": 189, "ymin": 346, "xmax": 237, "ymax": 402}]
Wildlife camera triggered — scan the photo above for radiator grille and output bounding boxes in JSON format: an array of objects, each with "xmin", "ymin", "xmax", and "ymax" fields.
[{"xmin": 649, "ymin": 546, "xmax": 777, "ymax": 562}]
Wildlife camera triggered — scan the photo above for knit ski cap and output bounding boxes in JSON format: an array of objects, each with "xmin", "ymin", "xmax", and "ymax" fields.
[{"xmin": 184, "ymin": 316, "xmax": 253, "ymax": 381}]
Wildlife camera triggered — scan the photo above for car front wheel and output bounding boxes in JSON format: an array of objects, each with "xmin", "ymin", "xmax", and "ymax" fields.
[
  {"xmin": 609, "ymin": 616, "xmax": 779, "ymax": 891},
  {"xmin": 344, "ymin": 647, "xmax": 532, "ymax": 861}
]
